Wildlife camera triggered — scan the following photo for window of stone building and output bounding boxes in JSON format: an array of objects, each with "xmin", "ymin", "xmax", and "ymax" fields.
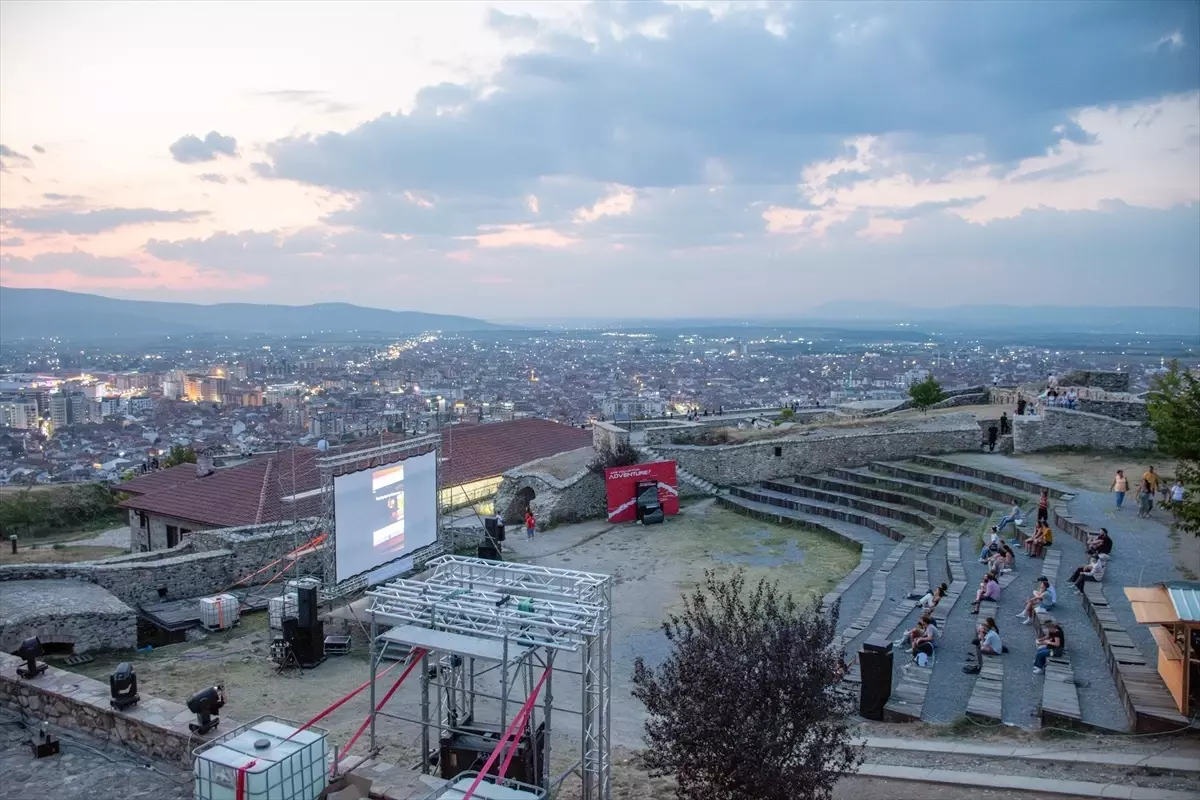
[{"xmin": 774, "ymin": 446, "xmax": 782, "ymax": 458}]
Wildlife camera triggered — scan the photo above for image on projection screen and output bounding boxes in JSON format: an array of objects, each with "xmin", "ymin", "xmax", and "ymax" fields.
[{"xmin": 333, "ymin": 450, "xmax": 438, "ymax": 583}]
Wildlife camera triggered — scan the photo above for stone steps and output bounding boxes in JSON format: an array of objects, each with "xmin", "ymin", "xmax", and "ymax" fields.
[
  {"xmin": 763, "ymin": 478, "xmax": 941, "ymax": 533},
  {"xmin": 828, "ymin": 467, "xmax": 1000, "ymax": 517},
  {"xmin": 642, "ymin": 446, "xmax": 724, "ymax": 496},
  {"xmin": 788, "ymin": 473, "xmax": 980, "ymax": 529},
  {"xmin": 730, "ymin": 485, "xmax": 915, "ymax": 543},
  {"xmin": 910, "ymin": 456, "xmax": 1076, "ymax": 504},
  {"xmin": 867, "ymin": 461, "xmax": 1031, "ymax": 508}
]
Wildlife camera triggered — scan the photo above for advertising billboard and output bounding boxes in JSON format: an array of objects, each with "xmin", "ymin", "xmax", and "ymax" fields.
[{"xmin": 604, "ymin": 460, "xmax": 679, "ymax": 523}]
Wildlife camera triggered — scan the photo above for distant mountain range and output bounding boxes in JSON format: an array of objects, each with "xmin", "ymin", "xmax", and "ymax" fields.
[
  {"xmin": 529, "ymin": 302, "xmax": 1200, "ymax": 336},
  {"xmin": 0, "ymin": 287, "xmax": 504, "ymax": 340}
]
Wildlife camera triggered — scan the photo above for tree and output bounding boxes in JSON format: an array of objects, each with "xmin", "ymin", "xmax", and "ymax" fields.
[
  {"xmin": 1146, "ymin": 360, "xmax": 1200, "ymax": 537},
  {"xmin": 907, "ymin": 374, "xmax": 946, "ymax": 413},
  {"xmin": 631, "ymin": 570, "xmax": 862, "ymax": 800},
  {"xmin": 778, "ymin": 407, "xmax": 796, "ymax": 422},
  {"xmin": 162, "ymin": 444, "xmax": 197, "ymax": 468}
]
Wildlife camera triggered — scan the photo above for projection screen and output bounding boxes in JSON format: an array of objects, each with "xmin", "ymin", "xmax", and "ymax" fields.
[{"xmin": 333, "ymin": 450, "xmax": 438, "ymax": 584}]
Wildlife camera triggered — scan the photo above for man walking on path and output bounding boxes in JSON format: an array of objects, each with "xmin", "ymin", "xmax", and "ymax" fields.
[
  {"xmin": 986, "ymin": 424, "xmax": 999, "ymax": 452},
  {"xmin": 1143, "ymin": 466, "xmax": 1160, "ymax": 495},
  {"xmin": 999, "ymin": 412, "xmax": 1010, "ymax": 435},
  {"xmin": 524, "ymin": 508, "xmax": 536, "ymax": 539},
  {"xmin": 1112, "ymin": 470, "xmax": 1128, "ymax": 510}
]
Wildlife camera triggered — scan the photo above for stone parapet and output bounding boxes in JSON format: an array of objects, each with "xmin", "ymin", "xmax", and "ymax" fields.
[
  {"xmin": 1011, "ymin": 407, "xmax": 1156, "ymax": 453},
  {"xmin": 1075, "ymin": 398, "xmax": 1148, "ymax": 422},
  {"xmin": 0, "ymin": 651, "xmax": 236, "ymax": 765}
]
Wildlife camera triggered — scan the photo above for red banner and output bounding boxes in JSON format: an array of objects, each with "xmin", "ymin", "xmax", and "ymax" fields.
[{"xmin": 604, "ymin": 461, "xmax": 679, "ymax": 523}]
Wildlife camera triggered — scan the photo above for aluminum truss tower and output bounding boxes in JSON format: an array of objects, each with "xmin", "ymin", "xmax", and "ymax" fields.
[
  {"xmin": 314, "ymin": 433, "xmax": 442, "ymax": 597},
  {"xmin": 366, "ymin": 555, "xmax": 613, "ymax": 800}
]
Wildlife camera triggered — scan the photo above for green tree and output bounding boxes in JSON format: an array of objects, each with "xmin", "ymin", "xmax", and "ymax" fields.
[
  {"xmin": 162, "ymin": 444, "xmax": 197, "ymax": 468},
  {"xmin": 632, "ymin": 570, "xmax": 861, "ymax": 800},
  {"xmin": 1146, "ymin": 360, "xmax": 1200, "ymax": 537},
  {"xmin": 778, "ymin": 407, "xmax": 796, "ymax": 421},
  {"xmin": 908, "ymin": 374, "xmax": 946, "ymax": 414}
]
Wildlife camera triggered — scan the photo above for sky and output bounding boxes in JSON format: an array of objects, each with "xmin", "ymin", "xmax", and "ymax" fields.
[{"xmin": 1, "ymin": 0, "xmax": 1198, "ymax": 320}]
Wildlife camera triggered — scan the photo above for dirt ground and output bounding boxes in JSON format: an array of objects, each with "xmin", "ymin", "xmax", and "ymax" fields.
[{"xmin": 0, "ymin": 544, "xmax": 126, "ymax": 564}]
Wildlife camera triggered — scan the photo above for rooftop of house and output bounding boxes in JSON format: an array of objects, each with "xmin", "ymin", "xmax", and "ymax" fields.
[{"xmin": 117, "ymin": 417, "xmax": 592, "ymax": 529}]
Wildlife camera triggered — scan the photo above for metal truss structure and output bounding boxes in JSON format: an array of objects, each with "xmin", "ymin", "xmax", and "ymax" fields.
[
  {"xmin": 366, "ymin": 555, "xmax": 613, "ymax": 800},
  {"xmin": 315, "ymin": 434, "xmax": 442, "ymax": 597}
]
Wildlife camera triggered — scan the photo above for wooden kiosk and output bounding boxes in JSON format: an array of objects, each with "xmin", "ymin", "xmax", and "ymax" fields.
[{"xmin": 1125, "ymin": 582, "xmax": 1200, "ymax": 718}]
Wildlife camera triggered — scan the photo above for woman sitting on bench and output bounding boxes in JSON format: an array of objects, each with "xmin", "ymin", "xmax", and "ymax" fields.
[
  {"xmin": 971, "ymin": 571, "xmax": 1001, "ymax": 614},
  {"xmin": 1016, "ymin": 576, "xmax": 1056, "ymax": 625},
  {"xmin": 1024, "ymin": 522, "xmax": 1052, "ymax": 558},
  {"xmin": 1033, "ymin": 620, "xmax": 1065, "ymax": 674},
  {"xmin": 988, "ymin": 543, "xmax": 1015, "ymax": 575},
  {"xmin": 917, "ymin": 582, "xmax": 948, "ymax": 611}
]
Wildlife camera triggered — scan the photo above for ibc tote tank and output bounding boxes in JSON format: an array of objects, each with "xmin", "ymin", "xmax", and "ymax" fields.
[{"xmin": 193, "ymin": 717, "xmax": 328, "ymax": 800}]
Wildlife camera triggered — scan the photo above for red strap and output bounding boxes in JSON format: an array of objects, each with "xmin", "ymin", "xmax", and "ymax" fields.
[
  {"xmin": 460, "ymin": 666, "xmax": 551, "ymax": 800},
  {"xmin": 336, "ymin": 649, "xmax": 425, "ymax": 762},
  {"xmin": 235, "ymin": 759, "xmax": 257, "ymax": 800}
]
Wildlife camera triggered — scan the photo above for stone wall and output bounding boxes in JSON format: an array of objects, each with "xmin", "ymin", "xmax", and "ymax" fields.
[
  {"xmin": 0, "ymin": 580, "xmax": 137, "ymax": 654},
  {"xmin": 0, "ymin": 520, "xmax": 325, "ymax": 608},
  {"xmin": 864, "ymin": 385, "xmax": 987, "ymax": 417},
  {"xmin": 1012, "ymin": 407, "xmax": 1156, "ymax": 453},
  {"xmin": 1075, "ymin": 397, "xmax": 1148, "ymax": 422},
  {"xmin": 592, "ymin": 421, "xmax": 630, "ymax": 453},
  {"xmin": 646, "ymin": 409, "xmax": 838, "ymax": 446},
  {"xmin": 651, "ymin": 413, "xmax": 981, "ymax": 486},
  {"xmin": 0, "ymin": 652, "xmax": 233, "ymax": 765},
  {"xmin": 495, "ymin": 466, "xmax": 607, "ymax": 528},
  {"xmin": 1058, "ymin": 370, "xmax": 1131, "ymax": 393}
]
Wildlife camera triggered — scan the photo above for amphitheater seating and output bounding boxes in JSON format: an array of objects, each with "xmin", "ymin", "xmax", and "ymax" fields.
[
  {"xmin": 1080, "ymin": 582, "xmax": 1188, "ymax": 732},
  {"xmin": 965, "ymin": 651, "xmax": 1005, "ymax": 723}
]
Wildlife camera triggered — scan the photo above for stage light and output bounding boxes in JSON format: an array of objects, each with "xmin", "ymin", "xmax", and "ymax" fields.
[
  {"xmin": 15, "ymin": 637, "xmax": 47, "ymax": 680},
  {"xmin": 187, "ymin": 683, "xmax": 226, "ymax": 735},
  {"xmin": 109, "ymin": 662, "xmax": 139, "ymax": 711}
]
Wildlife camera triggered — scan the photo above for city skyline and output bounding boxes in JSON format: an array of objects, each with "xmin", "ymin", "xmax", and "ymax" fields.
[{"xmin": 2, "ymin": 1, "xmax": 1199, "ymax": 317}]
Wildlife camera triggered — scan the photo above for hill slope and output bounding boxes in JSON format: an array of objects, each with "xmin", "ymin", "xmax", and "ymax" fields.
[{"xmin": 0, "ymin": 287, "xmax": 503, "ymax": 340}]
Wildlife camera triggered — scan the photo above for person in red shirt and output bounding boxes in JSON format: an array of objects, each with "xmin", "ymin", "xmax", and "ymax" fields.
[
  {"xmin": 1036, "ymin": 489, "xmax": 1049, "ymax": 526},
  {"xmin": 524, "ymin": 509, "xmax": 536, "ymax": 539}
]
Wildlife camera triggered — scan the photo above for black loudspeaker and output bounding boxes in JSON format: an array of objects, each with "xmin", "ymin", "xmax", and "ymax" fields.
[
  {"xmin": 297, "ymin": 586, "xmax": 318, "ymax": 628},
  {"xmin": 293, "ymin": 621, "xmax": 325, "ymax": 667},
  {"xmin": 858, "ymin": 635, "xmax": 894, "ymax": 721},
  {"xmin": 281, "ymin": 616, "xmax": 299, "ymax": 643},
  {"xmin": 477, "ymin": 543, "xmax": 501, "ymax": 561},
  {"xmin": 485, "ymin": 516, "xmax": 506, "ymax": 543}
]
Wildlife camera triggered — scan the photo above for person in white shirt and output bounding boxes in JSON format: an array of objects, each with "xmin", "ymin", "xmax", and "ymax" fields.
[
  {"xmin": 978, "ymin": 526, "xmax": 1001, "ymax": 562},
  {"xmin": 1171, "ymin": 480, "xmax": 1185, "ymax": 506},
  {"xmin": 1070, "ymin": 553, "xmax": 1108, "ymax": 592}
]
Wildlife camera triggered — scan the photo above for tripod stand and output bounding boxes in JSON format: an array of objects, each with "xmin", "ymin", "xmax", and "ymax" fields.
[{"xmin": 272, "ymin": 638, "xmax": 304, "ymax": 677}]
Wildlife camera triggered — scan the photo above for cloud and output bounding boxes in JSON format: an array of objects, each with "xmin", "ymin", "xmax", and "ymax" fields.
[
  {"xmin": 0, "ymin": 145, "xmax": 30, "ymax": 161},
  {"xmin": 0, "ymin": 249, "xmax": 267, "ymax": 293},
  {"xmin": 198, "ymin": 173, "xmax": 228, "ymax": 184},
  {"xmin": 169, "ymin": 131, "xmax": 239, "ymax": 164},
  {"xmin": 31, "ymin": 145, "xmax": 45, "ymax": 154},
  {"xmin": 257, "ymin": 1, "xmax": 1199, "ymax": 199},
  {"xmin": 259, "ymin": 89, "xmax": 355, "ymax": 114},
  {"xmin": 486, "ymin": 9, "xmax": 541, "ymax": 38},
  {"xmin": 1, "ymin": 249, "xmax": 144, "ymax": 277},
  {"xmin": 1, "ymin": 207, "xmax": 208, "ymax": 235},
  {"xmin": 0, "ymin": 144, "xmax": 33, "ymax": 172},
  {"xmin": 0, "ymin": 237, "xmax": 25, "ymax": 247},
  {"xmin": 43, "ymin": 192, "xmax": 85, "ymax": 202}
]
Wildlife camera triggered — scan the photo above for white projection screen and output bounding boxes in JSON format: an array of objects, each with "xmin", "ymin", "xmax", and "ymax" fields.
[{"xmin": 333, "ymin": 450, "xmax": 438, "ymax": 584}]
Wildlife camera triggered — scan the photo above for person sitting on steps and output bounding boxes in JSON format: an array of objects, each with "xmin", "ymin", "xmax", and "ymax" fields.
[
  {"xmin": 1024, "ymin": 521, "xmax": 1052, "ymax": 558},
  {"xmin": 1033, "ymin": 619, "xmax": 1065, "ymax": 674},
  {"xmin": 1086, "ymin": 527, "xmax": 1113, "ymax": 557},
  {"xmin": 997, "ymin": 504, "xmax": 1023, "ymax": 540},
  {"xmin": 1016, "ymin": 576, "xmax": 1056, "ymax": 625},
  {"xmin": 971, "ymin": 571, "xmax": 1001, "ymax": 614},
  {"xmin": 1070, "ymin": 553, "xmax": 1108, "ymax": 592},
  {"xmin": 978, "ymin": 526, "xmax": 1001, "ymax": 562},
  {"xmin": 988, "ymin": 543, "xmax": 1015, "ymax": 575},
  {"xmin": 911, "ymin": 614, "xmax": 939, "ymax": 664},
  {"xmin": 964, "ymin": 617, "xmax": 1004, "ymax": 674},
  {"xmin": 916, "ymin": 583, "xmax": 948, "ymax": 611}
]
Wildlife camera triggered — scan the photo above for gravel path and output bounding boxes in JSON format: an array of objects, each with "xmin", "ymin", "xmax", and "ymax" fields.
[{"xmin": 71, "ymin": 526, "xmax": 131, "ymax": 549}]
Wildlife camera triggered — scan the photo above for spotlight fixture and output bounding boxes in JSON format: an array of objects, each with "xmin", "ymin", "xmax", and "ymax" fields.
[
  {"xmin": 186, "ymin": 683, "xmax": 226, "ymax": 735},
  {"xmin": 15, "ymin": 637, "xmax": 47, "ymax": 680},
  {"xmin": 109, "ymin": 662, "xmax": 139, "ymax": 711}
]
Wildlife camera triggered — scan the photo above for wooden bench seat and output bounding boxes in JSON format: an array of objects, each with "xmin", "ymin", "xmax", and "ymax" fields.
[
  {"xmin": 966, "ymin": 653, "xmax": 1005, "ymax": 723},
  {"xmin": 1041, "ymin": 655, "xmax": 1082, "ymax": 727}
]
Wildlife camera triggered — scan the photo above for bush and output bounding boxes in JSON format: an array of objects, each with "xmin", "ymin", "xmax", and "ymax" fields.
[
  {"xmin": 1146, "ymin": 361, "xmax": 1200, "ymax": 538},
  {"xmin": 632, "ymin": 570, "xmax": 861, "ymax": 800},
  {"xmin": 588, "ymin": 440, "xmax": 642, "ymax": 474},
  {"xmin": 0, "ymin": 483, "xmax": 118, "ymax": 536},
  {"xmin": 908, "ymin": 375, "xmax": 946, "ymax": 413}
]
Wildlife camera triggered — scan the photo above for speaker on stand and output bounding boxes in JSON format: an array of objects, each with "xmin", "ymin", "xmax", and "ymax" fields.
[{"xmin": 858, "ymin": 635, "xmax": 893, "ymax": 721}]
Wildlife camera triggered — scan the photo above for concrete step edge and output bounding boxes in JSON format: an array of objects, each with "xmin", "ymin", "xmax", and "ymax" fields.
[
  {"xmin": 852, "ymin": 763, "xmax": 1200, "ymax": 799},
  {"xmin": 858, "ymin": 736, "xmax": 1200, "ymax": 774}
]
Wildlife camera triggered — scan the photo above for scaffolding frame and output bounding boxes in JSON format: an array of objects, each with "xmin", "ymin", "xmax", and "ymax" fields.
[
  {"xmin": 315, "ymin": 433, "xmax": 443, "ymax": 597},
  {"xmin": 366, "ymin": 555, "xmax": 612, "ymax": 800}
]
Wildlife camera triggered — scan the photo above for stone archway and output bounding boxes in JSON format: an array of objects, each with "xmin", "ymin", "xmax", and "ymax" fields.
[{"xmin": 503, "ymin": 486, "xmax": 536, "ymax": 525}]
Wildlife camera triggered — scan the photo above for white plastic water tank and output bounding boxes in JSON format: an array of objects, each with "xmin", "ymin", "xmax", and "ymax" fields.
[
  {"xmin": 198, "ymin": 594, "xmax": 240, "ymax": 631},
  {"xmin": 194, "ymin": 717, "xmax": 328, "ymax": 800},
  {"xmin": 268, "ymin": 593, "xmax": 298, "ymax": 630}
]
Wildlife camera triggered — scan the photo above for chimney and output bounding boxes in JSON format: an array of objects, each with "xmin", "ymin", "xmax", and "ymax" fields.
[{"xmin": 196, "ymin": 451, "xmax": 215, "ymax": 478}]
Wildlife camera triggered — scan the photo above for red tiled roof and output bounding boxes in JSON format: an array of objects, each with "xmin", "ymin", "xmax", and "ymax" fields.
[
  {"xmin": 441, "ymin": 418, "xmax": 592, "ymax": 486},
  {"xmin": 118, "ymin": 419, "xmax": 591, "ymax": 528},
  {"xmin": 118, "ymin": 463, "xmax": 204, "ymax": 497}
]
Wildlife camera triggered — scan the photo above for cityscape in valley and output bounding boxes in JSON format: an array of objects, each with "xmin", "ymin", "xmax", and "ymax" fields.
[
  {"xmin": 2, "ymin": 3, "xmax": 1200, "ymax": 800},
  {"xmin": 1, "ymin": 289, "xmax": 1195, "ymax": 485}
]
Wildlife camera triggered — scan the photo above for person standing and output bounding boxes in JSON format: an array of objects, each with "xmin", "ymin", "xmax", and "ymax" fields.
[
  {"xmin": 986, "ymin": 424, "xmax": 999, "ymax": 453},
  {"xmin": 524, "ymin": 508, "xmax": 536, "ymax": 539},
  {"xmin": 1137, "ymin": 478, "xmax": 1155, "ymax": 518},
  {"xmin": 999, "ymin": 412, "xmax": 1010, "ymax": 435},
  {"xmin": 1171, "ymin": 480, "xmax": 1185, "ymax": 509},
  {"xmin": 1036, "ymin": 488, "xmax": 1049, "ymax": 526},
  {"xmin": 1016, "ymin": 396, "xmax": 1027, "ymax": 416},
  {"xmin": 1111, "ymin": 470, "xmax": 1128, "ymax": 510},
  {"xmin": 1143, "ymin": 466, "xmax": 1160, "ymax": 495}
]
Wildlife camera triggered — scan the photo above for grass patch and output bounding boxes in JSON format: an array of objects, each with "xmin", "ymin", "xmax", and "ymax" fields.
[{"xmin": 0, "ymin": 545, "xmax": 128, "ymax": 565}]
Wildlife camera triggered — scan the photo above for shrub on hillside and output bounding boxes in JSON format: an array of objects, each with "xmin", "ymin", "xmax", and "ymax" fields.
[{"xmin": 1147, "ymin": 360, "xmax": 1200, "ymax": 538}]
